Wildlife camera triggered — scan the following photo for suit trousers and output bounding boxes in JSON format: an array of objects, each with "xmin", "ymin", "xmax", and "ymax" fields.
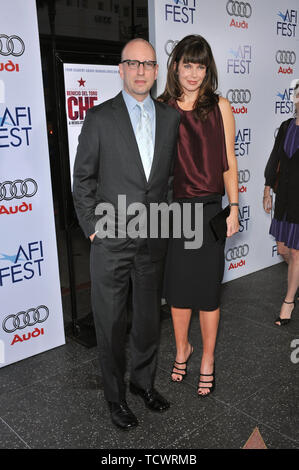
[{"xmin": 90, "ymin": 238, "xmax": 164, "ymax": 403}]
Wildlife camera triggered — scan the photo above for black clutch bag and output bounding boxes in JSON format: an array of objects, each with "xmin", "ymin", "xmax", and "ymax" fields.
[{"xmin": 209, "ymin": 205, "xmax": 230, "ymax": 241}]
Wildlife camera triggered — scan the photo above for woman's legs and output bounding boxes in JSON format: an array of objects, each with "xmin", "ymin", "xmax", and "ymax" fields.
[
  {"xmin": 277, "ymin": 241, "xmax": 290, "ymax": 264},
  {"xmin": 170, "ymin": 307, "xmax": 193, "ymax": 381},
  {"xmin": 275, "ymin": 246, "xmax": 299, "ymax": 325},
  {"xmin": 198, "ymin": 308, "xmax": 220, "ymax": 395},
  {"xmin": 171, "ymin": 306, "xmax": 220, "ymax": 392}
]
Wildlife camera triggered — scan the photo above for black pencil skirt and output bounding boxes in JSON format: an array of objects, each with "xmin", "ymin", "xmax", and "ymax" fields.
[{"xmin": 163, "ymin": 195, "xmax": 225, "ymax": 311}]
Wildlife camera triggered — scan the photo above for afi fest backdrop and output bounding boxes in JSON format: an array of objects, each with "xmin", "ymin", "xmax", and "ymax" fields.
[
  {"xmin": 0, "ymin": 0, "xmax": 65, "ymax": 367},
  {"xmin": 149, "ymin": 0, "xmax": 299, "ymax": 282},
  {"xmin": 1, "ymin": 0, "xmax": 298, "ymax": 367}
]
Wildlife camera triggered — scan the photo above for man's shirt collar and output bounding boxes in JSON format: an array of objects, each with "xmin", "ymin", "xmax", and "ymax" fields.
[{"xmin": 122, "ymin": 90, "xmax": 154, "ymax": 114}]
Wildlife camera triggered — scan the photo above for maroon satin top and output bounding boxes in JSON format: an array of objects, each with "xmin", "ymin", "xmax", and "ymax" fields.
[{"xmin": 170, "ymin": 99, "xmax": 229, "ymax": 199}]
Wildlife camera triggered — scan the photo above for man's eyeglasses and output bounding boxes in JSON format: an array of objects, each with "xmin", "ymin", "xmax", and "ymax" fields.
[{"xmin": 121, "ymin": 60, "xmax": 157, "ymax": 70}]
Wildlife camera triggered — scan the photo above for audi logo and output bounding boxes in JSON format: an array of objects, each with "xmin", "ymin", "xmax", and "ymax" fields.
[
  {"xmin": 238, "ymin": 169, "xmax": 250, "ymax": 184},
  {"xmin": 226, "ymin": 244, "xmax": 249, "ymax": 262},
  {"xmin": 226, "ymin": 89, "xmax": 251, "ymax": 104},
  {"xmin": 0, "ymin": 179, "xmax": 38, "ymax": 201},
  {"xmin": 275, "ymin": 50, "xmax": 296, "ymax": 65},
  {"xmin": 164, "ymin": 39, "xmax": 179, "ymax": 56},
  {"xmin": 2, "ymin": 306, "xmax": 49, "ymax": 333},
  {"xmin": 0, "ymin": 35, "xmax": 25, "ymax": 57},
  {"xmin": 226, "ymin": 0, "xmax": 252, "ymax": 18}
]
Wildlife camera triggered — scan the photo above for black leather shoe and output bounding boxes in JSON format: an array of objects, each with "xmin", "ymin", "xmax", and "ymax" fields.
[
  {"xmin": 108, "ymin": 401, "xmax": 138, "ymax": 430},
  {"xmin": 129, "ymin": 383, "xmax": 170, "ymax": 412}
]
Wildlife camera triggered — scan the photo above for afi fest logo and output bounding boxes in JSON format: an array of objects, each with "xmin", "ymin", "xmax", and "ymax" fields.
[
  {"xmin": 235, "ymin": 128, "xmax": 251, "ymax": 157},
  {"xmin": 238, "ymin": 204, "xmax": 250, "ymax": 232},
  {"xmin": 0, "ymin": 241, "xmax": 44, "ymax": 287},
  {"xmin": 227, "ymin": 45, "xmax": 252, "ymax": 74},
  {"xmin": 0, "ymin": 106, "xmax": 32, "ymax": 148},
  {"xmin": 226, "ymin": 0, "xmax": 252, "ymax": 29},
  {"xmin": 276, "ymin": 50, "xmax": 296, "ymax": 75},
  {"xmin": 277, "ymin": 9, "xmax": 297, "ymax": 37},
  {"xmin": 67, "ymin": 78, "xmax": 98, "ymax": 123},
  {"xmin": 275, "ymin": 88, "xmax": 294, "ymax": 114},
  {"xmin": 165, "ymin": 0, "xmax": 197, "ymax": 24}
]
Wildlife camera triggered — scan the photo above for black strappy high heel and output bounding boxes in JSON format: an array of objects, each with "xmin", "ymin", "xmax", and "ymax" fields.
[
  {"xmin": 197, "ymin": 366, "xmax": 216, "ymax": 397},
  {"xmin": 274, "ymin": 299, "xmax": 296, "ymax": 326},
  {"xmin": 171, "ymin": 345, "xmax": 194, "ymax": 382}
]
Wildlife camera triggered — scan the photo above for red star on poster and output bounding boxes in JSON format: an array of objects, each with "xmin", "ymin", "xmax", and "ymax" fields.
[{"xmin": 78, "ymin": 77, "xmax": 86, "ymax": 87}]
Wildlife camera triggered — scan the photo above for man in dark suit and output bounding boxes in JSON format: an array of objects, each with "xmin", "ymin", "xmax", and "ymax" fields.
[{"xmin": 73, "ymin": 39, "xmax": 180, "ymax": 429}]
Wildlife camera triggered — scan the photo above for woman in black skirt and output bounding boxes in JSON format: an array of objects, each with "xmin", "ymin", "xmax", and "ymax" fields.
[
  {"xmin": 263, "ymin": 81, "xmax": 299, "ymax": 326},
  {"xmin": 159, "ymin": 35, "xmax": 239, "ymax": 396}
]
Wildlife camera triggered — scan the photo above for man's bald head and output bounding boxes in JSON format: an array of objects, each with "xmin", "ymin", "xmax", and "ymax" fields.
[
  {"xmin": 119, "ymin": 38, "xmax": 158, "ymax": 102},
  {"xmin": 121, "ymin": 38, "xmax": 156, "ymax": 62}
]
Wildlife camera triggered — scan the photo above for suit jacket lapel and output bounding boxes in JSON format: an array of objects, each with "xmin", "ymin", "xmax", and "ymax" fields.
[
  {"xmin": 148, "ymin": 100, "xmax": 164, "ymax": 184},
  {"xmin": 111, "ymin": 92, "xmax": 147, "ymax": 183}
]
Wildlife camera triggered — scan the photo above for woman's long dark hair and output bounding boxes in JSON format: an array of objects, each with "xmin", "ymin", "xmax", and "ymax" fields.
[{"xmin": 159, "ymin": 35, "xmax": 219, "ymax": 121}]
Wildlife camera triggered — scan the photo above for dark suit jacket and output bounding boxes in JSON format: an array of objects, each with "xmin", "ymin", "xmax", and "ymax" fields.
[
  {"xmin": 73, "ymin": 91, "xmax": 180, "ymax": 261},
  {"xmin": 264, "ymin": 117, "xmax": 299, "ymax": 223}
]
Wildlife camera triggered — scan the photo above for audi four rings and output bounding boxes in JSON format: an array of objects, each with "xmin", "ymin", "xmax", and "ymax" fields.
[
  {"xmin": 0, "ymin": 34, "xmax": 25, "ymax": 56},
  {"xmin": 0, "ymin": 179, "xmax": 38, "ymax": 201},
  {"xmin": 2, "ymin": 306, "xmax": 49, "ymax": 333},
  {"xmin": 226, "ymin": 89, "xmax": 251, "ymax": 104},
  {"xmin": 275, "ymin": 50, "xmax": 296, "ymax": 65},
  {"xmin": 226, "ymin": 0, "xmax": 252, "ymax": 18},
  {"xmin": 238, "ymin": 170, "xmax": 250, "ymax": 184},
  {"xmin": 226, "ymin": 245, "xmax": 249, "ymax": 262}
]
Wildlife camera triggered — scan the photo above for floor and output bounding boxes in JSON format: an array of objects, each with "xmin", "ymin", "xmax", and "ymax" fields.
[{"xmin": 1, "ymin": 224, "xmax": 299, "ymax": 449}]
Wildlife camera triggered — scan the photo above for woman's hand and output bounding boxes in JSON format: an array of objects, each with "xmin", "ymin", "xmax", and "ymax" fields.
[
  {"xmin": 226, "ymin": 208, "xmax": 239, "ymax": 237},
  {"xmin": 263, "ymin": 195, "xmax": 272, "ymax": 213},
  {"xmin": 263, "ymin": 186, "xmax": 272, "ymax": 214}
]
